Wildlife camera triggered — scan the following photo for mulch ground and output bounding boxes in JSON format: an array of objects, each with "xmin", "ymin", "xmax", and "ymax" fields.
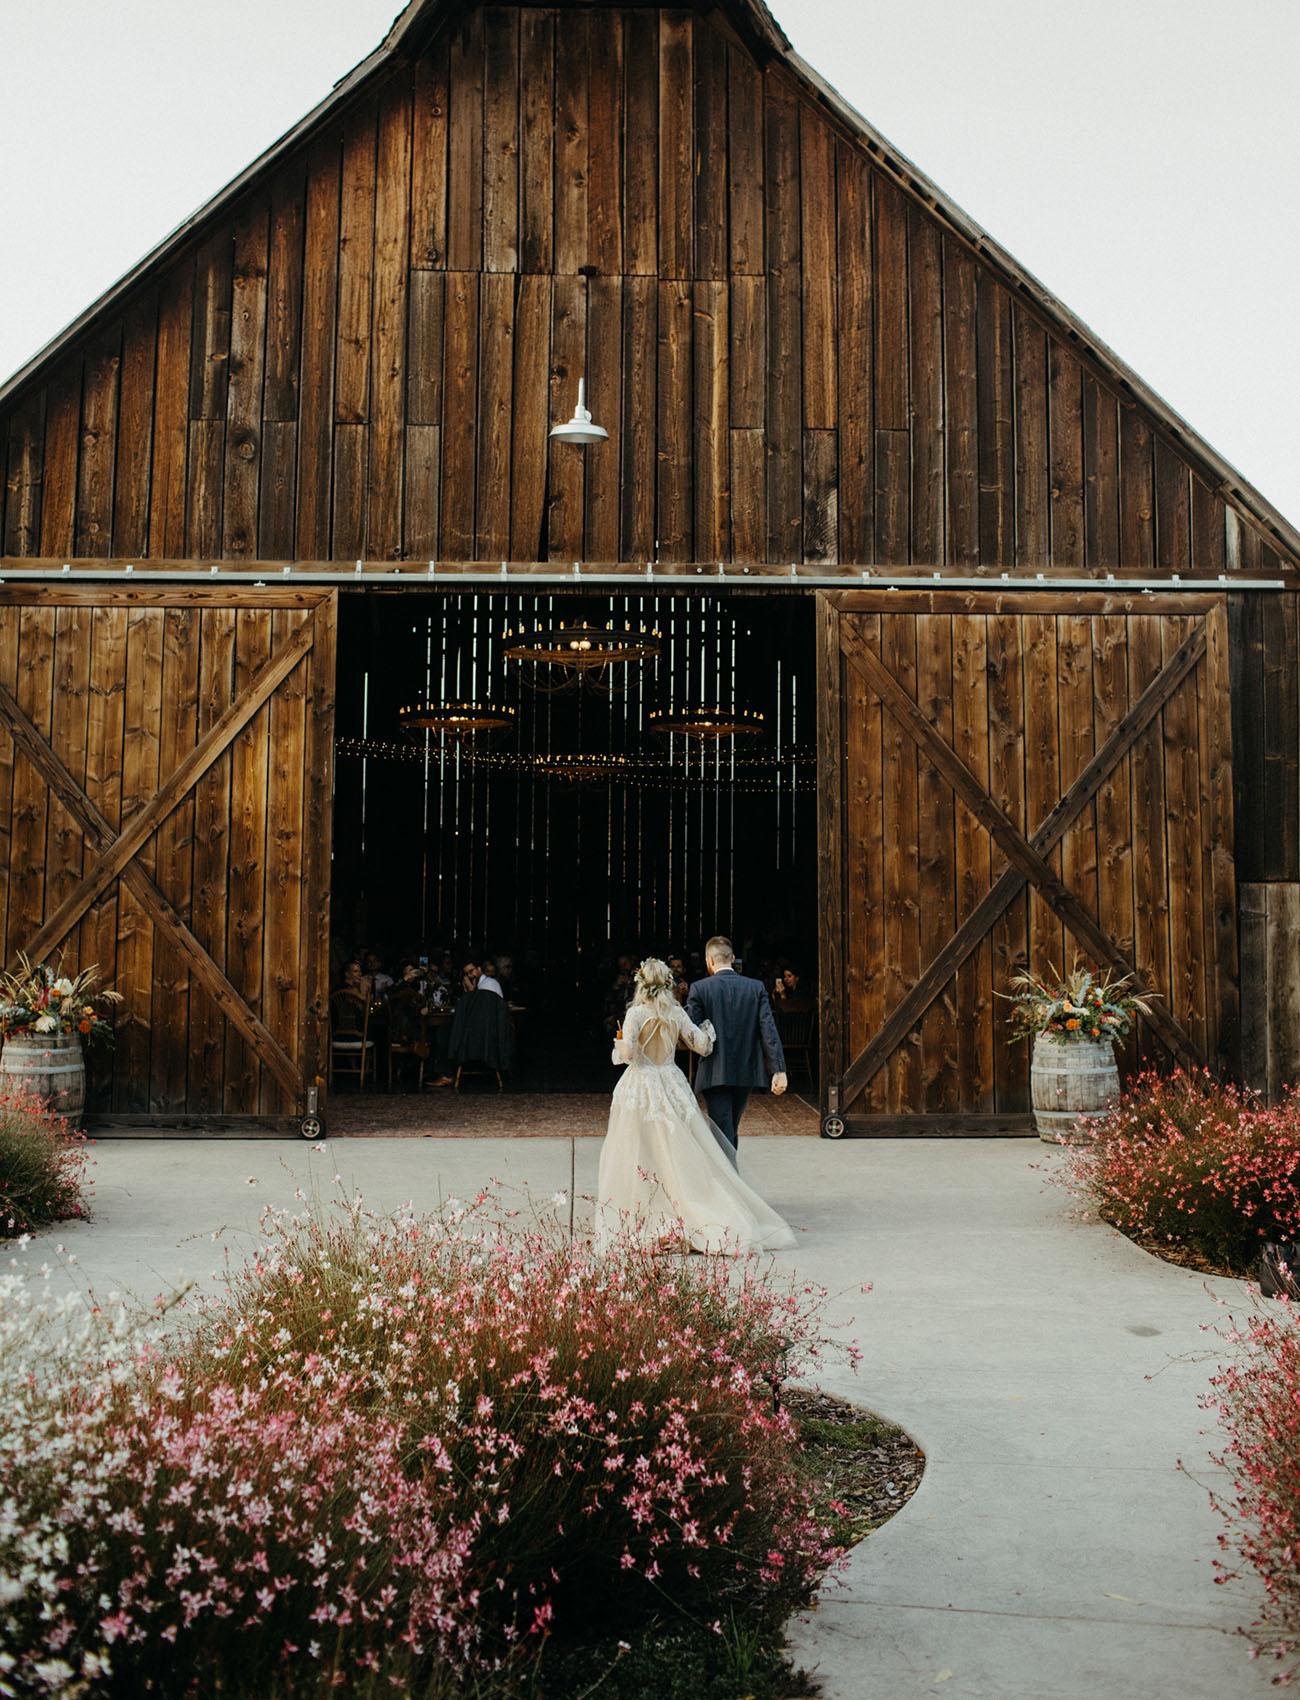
[
  {"xmin": 331, "ymin": 1089, "xmax": 820, "ymax": 1138},
  {"xmin": 787, "ymin": 1385, "xmax": 925, "ymax": 1544}
]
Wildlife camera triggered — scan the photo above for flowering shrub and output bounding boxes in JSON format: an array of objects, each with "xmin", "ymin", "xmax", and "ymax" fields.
[
  {"xmin": 0, "ymin": 1087, "xmax": 89, "ymax": 1238},
  {"xmin": 1058, "ymin": 1071, "xmax": 1300, "ymax": 1273},
  {"xmin": 1207, "ymin": 1302, "xmax": 1300, "ymax": 1682},
  {"xmin": 0, "ymin": 1194, "xmax": 852, "ymax": 1697}
]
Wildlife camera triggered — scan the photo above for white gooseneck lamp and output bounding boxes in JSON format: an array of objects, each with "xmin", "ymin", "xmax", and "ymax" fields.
[{"xmin": 549, "ymin": 376, "xmax": 607, "ymax": 446}]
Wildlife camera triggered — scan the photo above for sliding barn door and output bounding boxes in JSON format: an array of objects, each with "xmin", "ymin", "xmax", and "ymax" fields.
[
  {"xmin": 0, "ymin": 586, "xmax": 336, "ymax": 1128},
  {"xmin": 816, "ymin": 591, "xmax": 1238, "ymax": 1133}
]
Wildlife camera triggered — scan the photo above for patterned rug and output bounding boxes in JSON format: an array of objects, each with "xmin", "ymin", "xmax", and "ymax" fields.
[{"xmin": 330, "ymin": 1089, "xmax": 819, "ymax": 1139}]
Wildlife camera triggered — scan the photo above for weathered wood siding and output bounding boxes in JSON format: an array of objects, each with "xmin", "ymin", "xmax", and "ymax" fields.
[
  {"xmin": 0, "ymin": 7, "xmax": 1291, "ymax": 578},
  {"xmin": 817, "ymin": 591, "xmax": 1238, "ymax": 1123},
  {"xmin": 0, "ymin": 587, "xmax": 336, "ymax": 1123}
]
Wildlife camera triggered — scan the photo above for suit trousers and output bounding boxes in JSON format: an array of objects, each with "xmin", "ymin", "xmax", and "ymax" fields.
[{"xmin": 703, "ymin": 1085, "xmax": 751, "ymax": 1151}]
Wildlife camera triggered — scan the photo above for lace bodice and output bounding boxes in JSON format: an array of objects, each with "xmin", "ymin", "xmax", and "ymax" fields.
[{"xmin": 612, "ymin": 1002, "xmax": 715, "ymax": 1071}]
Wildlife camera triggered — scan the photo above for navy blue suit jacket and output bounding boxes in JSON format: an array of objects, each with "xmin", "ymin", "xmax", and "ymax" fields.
[{"xmin": 686, "ymin": 969, "xmax": 785, "ymax": 1091}]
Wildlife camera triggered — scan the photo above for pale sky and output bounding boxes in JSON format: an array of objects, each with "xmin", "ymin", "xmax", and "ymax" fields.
[{"xmin": 3, "ymin": 0, "xmax": 1297, "ymax": 528}]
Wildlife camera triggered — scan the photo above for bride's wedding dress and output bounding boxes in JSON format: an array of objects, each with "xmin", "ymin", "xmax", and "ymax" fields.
[{"xmin": 596, "ymin": 1001, "xmax": 796, "ymax": 1253}]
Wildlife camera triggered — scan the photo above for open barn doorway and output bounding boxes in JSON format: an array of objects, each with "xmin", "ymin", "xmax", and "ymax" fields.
[{"xmin": 328, "ymin": 589, "xmax": 818, "ymax": 1123}]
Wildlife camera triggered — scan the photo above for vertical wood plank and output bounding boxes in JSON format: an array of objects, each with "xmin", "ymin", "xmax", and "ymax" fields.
[
  {"xmin": 224, "ymin": 609, "xmax": 272, "ymax": 1113},
  {"xmin": 656, "ymin": 279, "xmax": 692, "ymax": 559},
  {"xmin": 620, "ymin": 275, "xmax": 656, "ymax": 559},
  {"xmin": 976, "ymin": 272, "xmax": 1014, "ymax": 567},
  {"xmin": 657, "ymin": 11, "xmax": 693, "ymax": 279},
  {"xmin": 482, "ymin": 8, "xmax": 520, "ymax": 273},
  {"xmin": 113, "ymin": 608, "xmax": 162, "ymax": 1109},
  {"xmin": 1238, "ymin": 883, "xmax": 1268, "ymax": 1092},
  {"xmin": 519, "ymin": 10, "xmax": 554, "ymax": 273},
  {"xmin": 874, "ymin": 431, "xmax": 909, "ymax": 565},
  {"xmin": 336, "ymin": 103, "xmax": 377, "ymax": 426},
  {"xmin": 330, "ymin": 422, "xmax": 366, "ymax": 561},
  {"xmin": 113, "ymin": 296, "xmax": 157, "ymax": 557},
  {"xmin": 1160, "ymin": 614, "xmax": 1207, "ymax": 1055},
  {"xmin": 223, "ymin": 201, "xmax": 269, "ymax": 559},
  {"xmin": 873, "ymin": 176, "xmax": 908, "ymax": 432},
  {"xmin": 80, "ymin": 605, "xmax": 126, "ymax": 1110},
  {"xmin": 149, "ymin": 265, "xmax": 193, "ymax": 558},
  {"xmin": 509, "ymin": 273, "xmax": 551, "ymax": 560},
  {"xmin": 1048, "ymin": 342, "xmax": 1085, "ymax": 572},
  {"xmin": 299, "ymin": 595, "xmax": 336, "ymax": 1099},
  {"xmin": 836, "ymin": 145, "xmax": 872, "ymax": 564},
  {"xmin": 727, "ymin": 43, "xmax": 763, "ymax": 276},
  {"xmin": 880, "ymin": 612, "xmax": 920, "ymax": 1109},
  {"xmin": 1128, "ymin": 611, "xmax": 1172, "ymax": 1064},
  {"xmin": 1118, "ymin": 407, "xmax": 1155, "ymax": 571},
  {"xmin": 1266, "ymin": 884, "xmax": 1300, "ymax": 1099},
  {"xmin": 46, "ymin": 606, "xmax": 92, "ymax": 922},
  {"xmin": 622, "ymin": 10, "xmax": 658, "ymax": 277},
  {"xmin": 184, "ymin": 419, "xmax": 224, "ymax": 559},
  {"xmin": 475, "ymin": 272, "xmax": 515, "ymax": 558},
  {"xmin": 587, "ymin": 9, "xmax": 623, "ymax": 275},
  {"xmin": 0, "ymin": 611, "xmax": 18, "ymax": 970},
  {"xmin": 447, "ymin": 12, "xmax": 485, "ymax": 273},
  {"xmin": 189, "ymin": 607, "xmax": 234, "ymax": 1112},
  {"xmin": 1091, "ymin": 614, "xmax": 1136, "ymax": 1082},
  {"xmin": 692, "ymin": 17, "xmax": 727, "ymax": 282},
  {"xmin": 261, "ymin": 609, "xmax": 308, "ymax": 1113},
  {"xmin": 404, "ymin": 425, "xmax": 441, "ymax": 558},
  {"xmin": 39, "ymin": 367, "xmax": 80, "ymax": 558},
  {"xmin": 76, "ymin": 330, "xmax": 121, "ymax": 557},
  {"xmin": 1012, "ymin": 305, "xmax": 1048, "ymax": 569},
  {"xmin": 368, "ymin": 79, "xmax": 412, "ymax": 559},
  {"xmin": 189, "ymin": 230, "xmax": 232, "ymax": 421},
  {"xmin": 1262, "ymin": 573, "xmax": 1299, "ymax": 885},
  {"xmin": 1083, "ymin": 374, "xmax": 1120, "ymax": 573},
  {"xmin": 258, "ymin": 422, "xmax": 298, "ymax": 558},
  {"xmin": 692, "ymin": 280, "xmax": 728, "ymax": 563},
  {"xmin": 987, "ymin": 612, "xmax": 1028, "ymax": 1108},
  {"xmin": 816, "ymin": 595, "xmax": 845, "ymax": 1106},
  {"xmin": 1200, "ymin": 600, "xmax": 1239, "ymax": 1070},
  {"xmin": 1023, "ymin": 613, "xmax": 1062, "ymax": 976},
  {"xmin": 800, "ymin": 103, "xmax": 836, "ymax": 430},
  {"xmin": 765, "ymin": 77, "xmax": 801, "ymax": 561},
  {"xmin": 841, "ymin": 611, "xmax": 886, "ymax": 1108},
  {"xmin": 1057, "ymin": 612, "xmax": 1098, "ymax": 965},
  {"xmin": 296, "ymin": 131, "xmax": 341, "ymax": 558},
  {"xmin": 440, "ymin": 272, "xmax": 480, "ymax": 557},
  {"xmin": 407, "ymin": 269, "xmax": 445, "ymax": 426},
  {"xmin": 4, "ymin": 398, "xmax": 44, "ymax": 558},
  {"xmin": 729, "ymin": 429, "xmax": 765, "ymax": 563},
  {"xmin": 943, "ymin": 238, "xmax": 978, "ymax": 568},
  {"xmin": 1154, "ymin": 436, "xmax": 1191, "ymax": 573},
  {"xmin": 410, "ymin": 42, "xmax": 450, "ymax": 268},
  {"xmin": 547, "ymin": 274, "xmax": 586, "ymax": 558},
  {"xmin": 916, "ymin": 613, "xmax": 958, "ymax": 1108},
  {"xmin": 263, "ymin": 168, "xmax": 305, "ymax": 424},
  {"xmin": 1191, "ymin": 477, "xmax": 1227, "ymax": 575},
  {"xmin": 908, "ymin": 206, "xmax": 943, "ymax": 564},
  {"xmin": 585, "ymin": 274, "xmax": 623, "ymax": 559},
  {"xmin": 802, "ymin": 430, "xmax": 838, "ymax": 565},
  {"xmin": 952, "ymin": 611, "xmax": 994, "ymax": 1109},
  {"xmin": 150, "ymin": 606, "xmax": 200, "ymax": 1111},
  {"xmin": 554, "ymin": 11, "xmax": 590, "ymax": 274}
]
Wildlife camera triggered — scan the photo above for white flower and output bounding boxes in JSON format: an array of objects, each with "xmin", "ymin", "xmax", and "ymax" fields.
[
  {"xmin": 52, "ymin": 978, "xmax": 74, "ymax": 997},
  {"xmin": 33, "ymin": 1013, "xmax": 58, "ymax": 1033}
]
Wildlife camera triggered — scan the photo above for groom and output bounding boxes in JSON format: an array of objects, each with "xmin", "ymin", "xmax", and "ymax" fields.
[{"xmin": 686, "ymin": 935, "xmax": 788, "ymax": 1152}]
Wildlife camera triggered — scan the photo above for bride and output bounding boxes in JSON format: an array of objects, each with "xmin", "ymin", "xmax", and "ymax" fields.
[{"xmin": 596, "ymin": 958, "xmax": 796, "ymax": 1253}]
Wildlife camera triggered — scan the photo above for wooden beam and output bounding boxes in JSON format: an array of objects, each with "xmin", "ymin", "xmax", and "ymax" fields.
[
  {"xmin": 0, "ymin": 682, "xmax": 303, "ymax": 1098},
  {"xmin": 840, "ymin": 1113, "xmax": 1036, "ymax": 1137},
  {"xmin": 18, "ymin": 618, "xmax": 316, "ymax": 967},
  {"xmin": 835, "ymin": 619, "xmax": 1207, "ymax": 1104}
]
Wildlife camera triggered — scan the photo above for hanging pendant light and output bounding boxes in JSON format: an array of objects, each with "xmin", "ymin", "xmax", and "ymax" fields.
[{"xmin": 549, "ymin": 376, "xmax": 607, "ymax": 446}]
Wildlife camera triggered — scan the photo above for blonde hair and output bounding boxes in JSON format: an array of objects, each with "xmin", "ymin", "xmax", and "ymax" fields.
[
  {"xmin": 704, "ymin": 934, "xmax": 734, "ymax": 966},
  {"xmin": 632, "ymin": 956, "xmax": 677, "ymax": 1012}
]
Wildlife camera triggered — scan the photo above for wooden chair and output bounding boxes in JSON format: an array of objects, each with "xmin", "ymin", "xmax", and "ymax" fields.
[
  {"xmin": 386, "ymin": 987, "xmax": 428, "ymax": 1092},
  {"xmin": 776, "ymin": 1001, "xmax": 817, "ymax": 1092},
  {"xmin": 329, "ymin": 990, "xmax": 375, "ymax": 1090}
]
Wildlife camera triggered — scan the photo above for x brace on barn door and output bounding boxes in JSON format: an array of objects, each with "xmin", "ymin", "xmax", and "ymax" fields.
[
  {"xmin": 821, "ymin": 596, "xmax": 1227, "ymax": 1123},
  {"xmin": 0, "ymin": 619, "xmax": 317, "ymax": 1099}
]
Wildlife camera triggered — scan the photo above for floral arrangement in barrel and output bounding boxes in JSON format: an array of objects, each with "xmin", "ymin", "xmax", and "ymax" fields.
[
  {"xmin": 1004, "ymin": 961, "xmax": 1153, "ymax": 1044},
  {"xmin": 0, "ymin": 953, "xmax": 121, "ymax": 1050}
]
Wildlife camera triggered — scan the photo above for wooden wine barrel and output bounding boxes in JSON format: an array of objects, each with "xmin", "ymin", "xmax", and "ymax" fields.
[
  {"xmin": 1030, "ymin": 1032, "xmax": 1119, "ymax": 1144},
  {"xmin": 0, "ymin": 1032, "xmax": 86, "ymax": 1123}
]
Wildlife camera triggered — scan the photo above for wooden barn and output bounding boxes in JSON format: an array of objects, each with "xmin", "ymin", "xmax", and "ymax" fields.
[{"xmin": 1, "ymin": 0, "xmax": 1297, "ymax": 1135}]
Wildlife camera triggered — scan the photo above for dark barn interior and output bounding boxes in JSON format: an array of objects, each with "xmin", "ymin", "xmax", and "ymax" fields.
[{"xmin": 332, "ymin": 589, "xmax": 816, "ymax": 1086}]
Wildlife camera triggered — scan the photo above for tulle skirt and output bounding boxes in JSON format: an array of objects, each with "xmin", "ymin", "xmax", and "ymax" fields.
[{"xmin": 595, "ymin": 1061, "xmax": 796, "ymax": 1254}]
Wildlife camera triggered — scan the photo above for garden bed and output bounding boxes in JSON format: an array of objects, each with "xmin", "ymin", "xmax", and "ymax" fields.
[{"xmin": 0, "ymin": 1195, "xmax": 921, "ymax": 1699}]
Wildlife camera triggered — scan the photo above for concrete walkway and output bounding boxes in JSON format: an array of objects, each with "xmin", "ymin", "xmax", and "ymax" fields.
[{"xmin": 11, "ymin": 1136, "xmax": 1271, "ymax": 1700}]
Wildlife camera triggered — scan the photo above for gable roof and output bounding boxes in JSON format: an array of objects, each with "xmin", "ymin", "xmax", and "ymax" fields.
[{"xmin": 3, "ymin": 0, "xmax": 1296, "ymax": 563}]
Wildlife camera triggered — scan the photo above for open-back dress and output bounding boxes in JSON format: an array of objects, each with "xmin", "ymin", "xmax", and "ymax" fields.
[{"xmin": 596, "ymin": 1001, "xmax": 796, "ymax": 1253}]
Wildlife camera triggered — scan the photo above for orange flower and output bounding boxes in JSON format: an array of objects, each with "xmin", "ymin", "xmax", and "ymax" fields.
[
  {"xmin": 1066, "ymin": 1017, "xmax": 1080, "ymax": 1030},
  {"xmin": 78, "ymin": 1019, "xmax": 91, "ymax": 1034}
]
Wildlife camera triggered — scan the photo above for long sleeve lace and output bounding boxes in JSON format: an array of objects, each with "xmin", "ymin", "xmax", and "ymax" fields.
[{"xmin": 677, "ymin": 1009, "xmax": 715, "ymax": 1057}]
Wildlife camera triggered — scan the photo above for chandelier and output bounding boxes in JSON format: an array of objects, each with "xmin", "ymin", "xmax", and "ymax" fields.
[
  {"xmin": 398, "ymin": 699, "xmax": 516, "ymax": 738},
  {"xmin": 502, "ymin": 620, "xmax": 660, "ymax": 693},
  {"xmin": 647, "ymin": 705, "xmax": 766, "ymax": 740}
]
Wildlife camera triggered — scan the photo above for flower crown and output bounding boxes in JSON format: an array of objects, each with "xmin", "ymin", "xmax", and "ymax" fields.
[{"xmin": 634, "ymin": 958, "xmax": 675, "ymax": 997}]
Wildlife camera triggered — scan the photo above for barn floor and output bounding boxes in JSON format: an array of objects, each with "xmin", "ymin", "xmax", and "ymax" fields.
[
  {"xmin": 15, "ymin": 1139, "xmax": 1266, "ymax": 1700},
  {"xmin": 327, "ymin": 1087, "xmax": 819, "ymax": 1137}
]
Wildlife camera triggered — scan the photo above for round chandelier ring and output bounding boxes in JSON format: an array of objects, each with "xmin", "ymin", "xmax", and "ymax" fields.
[
  {"xmin": 648, "ymin": 706, "xmax": 766, "ymax": 740},
  {"xmin": 398, "ymin": 700, "xmax": 517, "ymax": 736},
  {"xmin": 502, "ymin": 622, "xmax": 660, "ymax": 669}
]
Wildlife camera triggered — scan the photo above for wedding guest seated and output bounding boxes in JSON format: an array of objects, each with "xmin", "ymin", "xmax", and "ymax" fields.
[
  {"xmin": 363, "ymin": 949, "xmax": 394, "ymax": 996},
  {"xmin": 448, "ymin": 980, "xmax": 515, "ymax": 1089},
  {"xmin": 340, "ymin": 958, "xmax": 370, "ymax": 1000}
]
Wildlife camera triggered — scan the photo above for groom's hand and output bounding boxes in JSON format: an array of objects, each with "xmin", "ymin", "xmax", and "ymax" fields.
[{"xmin": 771, "ymin": 1072, "xmax": 788, "ymax": 1096}]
